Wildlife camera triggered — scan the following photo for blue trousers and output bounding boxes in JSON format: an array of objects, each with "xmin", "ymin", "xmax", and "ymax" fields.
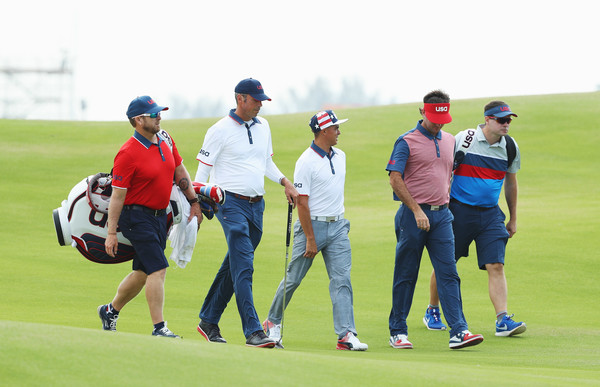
[
  {"xmin": 267, "ymin": 218, "xmax": 356, "ymax": 338},
  {"xmin": 389, "ymin": 205, "xmax": 468, "ymax": 337},
  {"xmin": 199, "ymin": 195, "xmax": 264, "ymax": 338}
]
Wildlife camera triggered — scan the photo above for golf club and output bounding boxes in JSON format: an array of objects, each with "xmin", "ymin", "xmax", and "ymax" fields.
[{"xmin": 276, "ymin": 202, "xmax": 293, "ymax": 349}]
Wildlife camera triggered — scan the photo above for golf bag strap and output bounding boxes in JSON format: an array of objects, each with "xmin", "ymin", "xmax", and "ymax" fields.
[
  {"xmin": 453, "ymin": 128, "xmax": 476, "ymax": 170},
  {"xmin": 504, "ymin": 134, "xmax": 516, "ymax": 169},
  {"xmin": 454, "ymin": 129, "xmax": 516, "ymax": 170},
  {"xmin": 158, "ymin": 130, "xmax": 174, "ymax": 153}
]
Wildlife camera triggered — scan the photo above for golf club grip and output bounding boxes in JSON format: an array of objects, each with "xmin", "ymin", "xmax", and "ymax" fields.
[{"xmin": 286, "ymin": 203, "xmax": 293, "ymax": 247}]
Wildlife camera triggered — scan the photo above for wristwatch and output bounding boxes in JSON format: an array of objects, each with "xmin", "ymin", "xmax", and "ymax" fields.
[{"xmin": 187, "ymin": 197, "xmax": 199, "ymax": 205}]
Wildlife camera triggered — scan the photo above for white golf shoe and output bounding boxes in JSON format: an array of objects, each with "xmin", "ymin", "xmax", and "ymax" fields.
[
  {"xmin": 337, "ymin": 332, "xmax": 368, "ymax": 351},
  {"xmin": 262, "ymin": 319, "xmax": 281, "ymax": 341},
  {"xmin": 389, "ymin": 334, "xmax": 413, "ymax": 349}
]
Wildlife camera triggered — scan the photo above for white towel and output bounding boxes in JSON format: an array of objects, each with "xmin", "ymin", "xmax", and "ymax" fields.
[{"xmin": 168, "ymin": 189, "xmax": 198, "ymax": 268}]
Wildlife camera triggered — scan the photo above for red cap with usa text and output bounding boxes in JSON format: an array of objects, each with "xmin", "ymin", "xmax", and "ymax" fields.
[{"xmin": 423, "ymin": 103, "xmax": 452, "ymax": 124}]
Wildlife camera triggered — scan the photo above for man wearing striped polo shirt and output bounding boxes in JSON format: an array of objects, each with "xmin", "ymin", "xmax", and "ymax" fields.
[
  {"xmin": 386, "ymin": 90, "xmax": 484, "ymax": 350},
  {"xmin": 424, "ymin": 101, "xmax": 526, "ymax": 337}
]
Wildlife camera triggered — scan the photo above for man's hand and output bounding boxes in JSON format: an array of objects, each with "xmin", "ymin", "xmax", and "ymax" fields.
[
  {"xmin": 282, "ymin": 177, "xmax": 299, "ymax": 208},
  {"xmin": 105, "ymin": 233, "xmax": 118, "ymax": 257},
  {"xmin": 189, "ymin": 202, "xmax": 203, "ymax": 228},
  {"xmin": 506, "ymin": 219, "xmax": 517, "ymax": 238},
  {"xmin": 414, "ymin": 208, "xmax": 430, "ymax": 232},
  {"xmin": 304, "ymin": 238, "xmax": 318, "ymax": 258}
]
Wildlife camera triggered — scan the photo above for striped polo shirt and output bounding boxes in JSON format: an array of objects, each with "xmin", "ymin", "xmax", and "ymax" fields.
[{"xmin": 451, "ymin": 125, "xmax": 521, "ymax": 208}]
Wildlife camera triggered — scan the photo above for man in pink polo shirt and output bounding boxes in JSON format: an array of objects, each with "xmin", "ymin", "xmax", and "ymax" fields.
[{"xmin": 386, "ymin": 90, "xmax": 484, "ymax": 350}]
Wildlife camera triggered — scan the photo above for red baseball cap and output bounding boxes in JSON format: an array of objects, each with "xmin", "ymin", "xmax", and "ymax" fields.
[{"xmin": 423, "ymin": 103, "xmax": 452, "ymax": 124}]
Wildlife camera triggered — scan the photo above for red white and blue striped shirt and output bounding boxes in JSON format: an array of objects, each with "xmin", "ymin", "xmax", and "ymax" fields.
[{"xmin": 451, "ymin": 125, "xmax": 521, "ymax": 208}]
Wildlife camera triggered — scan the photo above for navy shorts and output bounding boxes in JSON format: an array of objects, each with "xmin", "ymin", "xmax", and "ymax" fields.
[
  {"xmin": 119, "ymin": 207, "xmax": 169, "ymax": 274},
  {"xmin": 449, "ymin": 200, "xmax": 509, "ymax": 270}
]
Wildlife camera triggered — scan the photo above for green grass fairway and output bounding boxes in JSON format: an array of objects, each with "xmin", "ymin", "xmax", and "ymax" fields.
[{"xmin": 1, "ymin": 92, "xmax": 599, "ymax": 386}]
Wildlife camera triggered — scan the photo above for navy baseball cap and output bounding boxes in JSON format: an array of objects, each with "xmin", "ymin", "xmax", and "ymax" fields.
[
  {"xmin": 309, "ymin": 110, "xmax": 348, "ymax": 133},
  {"xmin": 126, "ymin": 96, "xmax": 169, "ymax": 118},
  {"xmin": 234, "ymin": 78, "xmax": 271, "ymax": 101},
  {"xmin": 484, "ymin": 104, "xmax": 518, "ymax": 118}
]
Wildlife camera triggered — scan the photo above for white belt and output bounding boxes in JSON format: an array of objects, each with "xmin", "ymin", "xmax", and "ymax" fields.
[{"xmin": 311, "ymin": 214, "xmax": 344, "ymax": 222}]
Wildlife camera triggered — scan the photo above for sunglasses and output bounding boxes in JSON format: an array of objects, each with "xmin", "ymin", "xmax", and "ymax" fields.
[
  {"xmin": 137, "ymin": 112, "xmax": 161, "ymax": 118},
  {"xmin": 489, "ymin": 116, "xmax": 512, "ymax": 124}
]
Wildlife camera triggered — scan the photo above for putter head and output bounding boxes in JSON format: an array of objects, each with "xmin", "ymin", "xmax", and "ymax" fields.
[{"xmin": 275, "ymin": 340, "xmax": 284, "ymax": 349}]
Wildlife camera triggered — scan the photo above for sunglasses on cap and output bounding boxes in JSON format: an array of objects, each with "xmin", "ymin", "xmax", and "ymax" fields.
[
  {"xmin": 488, "ymin": 116, "xmax": 512, "ymax": 125},
  {"xmin": 137, "ymin": 112, "xmax": 161, "ymax": 118}
]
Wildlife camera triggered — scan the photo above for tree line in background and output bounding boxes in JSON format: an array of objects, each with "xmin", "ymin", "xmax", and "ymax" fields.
[{"xmin": 169, "ymin": 76, "xmax": 387, "ymax": 119}]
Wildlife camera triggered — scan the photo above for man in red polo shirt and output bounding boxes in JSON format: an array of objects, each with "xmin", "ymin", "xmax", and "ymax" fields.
[{"xmin": 99, "ymin": 96, "xmax": 202, "ymax": 337}]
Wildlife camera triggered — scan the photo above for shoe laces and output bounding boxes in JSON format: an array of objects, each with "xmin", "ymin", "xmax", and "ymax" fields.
[
  {"xmin": 254, "ymin": 330, "xmax": 269, "ymax": 340},
  {"xmin": 451, "ymin": 330, "xmax": 471, "ymax": 339},
  {"xmin": 269, "ymin": 324, "xmax": 281, "ymax": 336},
  {"xmin": 157, "ymin": 326, "xmax": 176, "ymax": 336},
  {"xmin": 392, "ymin": 334, "xmax": 408, "ymax": 343},
  {"xmin": 346, "ymin": 333, "xmax": 362, "ymax": 345},
  {"xmin": 429, "ymin": 308, "xmax": 441, "ymax": 322},
  {"xmin": 209, "ymin": 325, "xmax": 222, "ymax": 337},
  {"xmin": 105, "ymin": 313, "xmax": 119, "ymax": 330}
]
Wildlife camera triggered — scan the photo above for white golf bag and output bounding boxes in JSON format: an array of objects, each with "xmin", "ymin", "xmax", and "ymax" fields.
[
  {"xmin": 53, "ymin": 173, "xmax": 225, "ymax": 265},
  {"xmin": 52, "ymin": 173, "xmax": 182, "ymax": 264}
]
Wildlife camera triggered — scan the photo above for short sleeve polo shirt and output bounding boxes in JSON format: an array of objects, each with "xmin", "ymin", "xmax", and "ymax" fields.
[
  {"xmin": 386, "ymin": 121, "xmax": 455, "ymax": 206},
  {"xmin": 196, "ymin": 109, "xmax": 274, "ymax": 196},
  {"xmin": 451, "ymin": 125, "xmax": 521, "ymax": 207},
  {"xmin": 294, "ymin": 142, "xmax": 346, "ymax": 217},
  {"xmin": 112, "ymin": 130, "xmax": 182, "ymax": 209}
]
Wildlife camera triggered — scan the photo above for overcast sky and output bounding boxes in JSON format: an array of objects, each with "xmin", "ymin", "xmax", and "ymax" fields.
[{"xmin": 2, "ymin": 0, "xmax": 598, "ymax": 121}]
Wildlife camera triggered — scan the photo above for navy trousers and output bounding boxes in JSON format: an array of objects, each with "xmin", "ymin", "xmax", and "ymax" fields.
[
  {"xmin": 389, "ymin": 205, "xmax": 468, "ymax": 337},
  {"xmin": 199, "ymin": 195, "xmax": 264, "ymax": 338}
]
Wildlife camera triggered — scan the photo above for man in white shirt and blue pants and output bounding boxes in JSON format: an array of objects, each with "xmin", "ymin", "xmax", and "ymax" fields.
[
  {"xmin": 262, "ymin": 110, "xmax": 368, "ymax": 351},
  {"xmin": 194, "ymin": 78, "xmax": 298, "ymax": 348}
]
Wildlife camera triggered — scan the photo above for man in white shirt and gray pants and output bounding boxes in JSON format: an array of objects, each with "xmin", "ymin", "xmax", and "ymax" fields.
[{"xmin": 262, "ymin": 110, "xmax": 368, "ymax": 351}]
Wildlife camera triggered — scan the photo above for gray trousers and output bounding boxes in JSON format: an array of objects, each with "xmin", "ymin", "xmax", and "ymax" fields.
[{"xmin": 267, "ymin": 218, "xmax": 357, "ymax": 338}]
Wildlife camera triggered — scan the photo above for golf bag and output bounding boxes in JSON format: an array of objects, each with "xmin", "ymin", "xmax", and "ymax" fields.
[
  {"xmin": 53, "ymin": 173, "xmax": 225, "ymax": 264},
  {"xmin": 52, "ymin": 173, "xmax": 182, "ymax": 264}
]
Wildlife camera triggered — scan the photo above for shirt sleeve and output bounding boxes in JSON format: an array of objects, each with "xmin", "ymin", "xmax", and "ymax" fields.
[
  {"xmin": 264, "ymin": 128, "xmax": 285, "ymax": 183},
  {"xmin": 265, "ymin": 156, "xmax": 285, "ymax": 184},
  {"xmin": 170, "ymin": 140, "xmax": 183, "ymax": 167},
  {"xmin": 195, "ymin": 162, "xmax": 212, "ymax": 183},
  {"xmin": 112, "ymin": 149, "xmax": 135, "ymax": 190},
  {"xmin": 386, "ymin": 137, "xmax": 409, "ymax": 175},
  {"xmin": 293, "ymin": 157, "xmax": 311, "ymax": 196},
  {"xmin": 196, "ymin": 126, "xmax": 222, "ymax": 167},
  {"xmin": 194, "ymin": 126, "xmax": 221, "ymax": 182}
]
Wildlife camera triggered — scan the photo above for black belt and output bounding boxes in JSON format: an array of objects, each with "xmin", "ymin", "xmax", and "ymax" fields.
[
  {"xmin": 226, "ymin": 191, "xmax": 263, "ymax": 203},
  {"xmin": 419, "ymin": 203, "xmax": 448, "ymax": 211},
  {"xmin": 123, "ymin": 205, "xmax": 166, "ymax": 216},
  {"xmin": 450, "ymin": 198, "xmax": 493, "ymax": 212}
]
